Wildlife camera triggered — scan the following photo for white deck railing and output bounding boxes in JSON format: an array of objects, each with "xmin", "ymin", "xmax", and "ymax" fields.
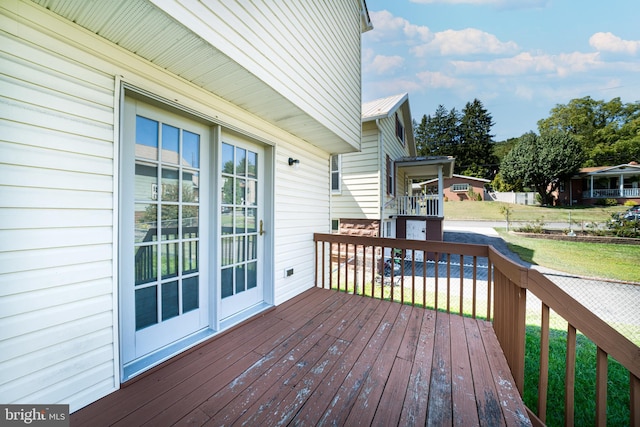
[{"xmin": 396, "ymin": 195, "xmax": 441, "ymax": 217}]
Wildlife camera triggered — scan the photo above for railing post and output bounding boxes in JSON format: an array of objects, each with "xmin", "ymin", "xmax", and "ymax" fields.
[{"xmin": 632, "ymin": 373, "xmax": 640, "ymax": 427}]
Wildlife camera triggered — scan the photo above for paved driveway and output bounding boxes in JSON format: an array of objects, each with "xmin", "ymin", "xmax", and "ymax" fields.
[{"xmin": 442, "ymin": 221, "xmax": 640, "ymax": 344}]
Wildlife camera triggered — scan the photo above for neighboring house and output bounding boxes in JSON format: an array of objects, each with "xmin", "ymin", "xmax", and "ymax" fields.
[
  {"xmin": 419, "ymin": 174, "xmax": 490, "ymax": 201},
  {"xmin": 556, "ymin": 162, "xmax": 640, "ymax": 206},
  {"xmin": 331, "ymin": 93, "xmax": 455, "ymax": 242},
  {"xmin": 0, "ymin": 0, "xmax": 372, "ymax": 411}
]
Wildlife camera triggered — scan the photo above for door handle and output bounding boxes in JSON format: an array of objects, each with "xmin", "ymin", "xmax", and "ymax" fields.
[{"xmin": 259, "ymin": 220, "xmax": 265, "ymax": 236}]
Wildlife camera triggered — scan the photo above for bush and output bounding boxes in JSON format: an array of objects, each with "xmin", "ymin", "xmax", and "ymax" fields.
[
  {"xmin": 623, "ymin": 200, "xmax": 638, "ymax": 207},
  {"xmin": 608, "ymin": 213, "xmax": 640, "ymax": 238},
  {"xmin": 595, "ymin": 198, "xmax": 618, "ymax": 206},
  {"xmin": 517, "ymin": 218, "xmax": 546, "ymax": 233}
]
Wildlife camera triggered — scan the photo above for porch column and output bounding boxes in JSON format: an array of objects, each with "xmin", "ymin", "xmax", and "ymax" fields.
[
  {"xmin": 620, "ymin": 173, "xmax": 625, "ymax": 197},
  {"xmin": 438, "ymin": 165, "xmax": 444, "ymax": 217},
  {"xmin": 590, "ymin": 176, "xmax": 594, "ymax": 198}
]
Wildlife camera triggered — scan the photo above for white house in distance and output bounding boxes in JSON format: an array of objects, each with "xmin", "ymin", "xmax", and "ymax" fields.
[
  {"xmin": 331, "ymin": 93, "xmax": 455, "ymax": 242},
  {"xmin": 0, "ymin": 0, "xmax": 372, "ymax": 412}
]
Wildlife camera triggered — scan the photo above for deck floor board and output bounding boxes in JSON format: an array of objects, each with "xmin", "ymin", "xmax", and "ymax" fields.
[{"xmin": 71, "ymin": 288, "xmax": 531, "ymax": 426}]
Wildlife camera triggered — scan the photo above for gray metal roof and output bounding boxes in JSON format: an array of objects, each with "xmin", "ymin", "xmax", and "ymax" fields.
[{"xmin": 361, "ymin": 93, "xmax": 408, "ymax": 121}]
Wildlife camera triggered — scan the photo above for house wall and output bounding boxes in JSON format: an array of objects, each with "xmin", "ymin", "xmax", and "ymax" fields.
[
  {"xmin": 380, "ymin": 115, "xmax": 411, "ymax": 202},
  {"xmin": 331, "ymin": 120, "xmax": 380, "ymax": 220},
  {"xmin": 155, "ymin": 0, "xmax": 363, "ymax": 152},
  {"xmin": 0, "ymin": 0, "xmax": 347, "ymax": 411},
  {"xmin": 440, "ymin": 177, "xmax": 487, "ymax": 201}
]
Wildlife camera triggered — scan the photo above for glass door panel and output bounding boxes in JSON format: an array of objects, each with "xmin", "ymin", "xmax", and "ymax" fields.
[
  {"xmin": 133, "ymin": 115, "xmax": 201, "ymax": 332},
  {"xmin": 219, "ymin": 141, "xmax": 262, "ymax": 319}
]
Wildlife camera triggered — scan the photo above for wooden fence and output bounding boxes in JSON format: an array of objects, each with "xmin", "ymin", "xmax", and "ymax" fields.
[{"xmin": 314, "ymin": 233, "xmax": 640, "ymax": 426}]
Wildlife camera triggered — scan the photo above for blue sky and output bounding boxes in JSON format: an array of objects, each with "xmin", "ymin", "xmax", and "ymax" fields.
[{"xmin": 362, "ymin": 0, "xmax": 640, "ymax": 141}]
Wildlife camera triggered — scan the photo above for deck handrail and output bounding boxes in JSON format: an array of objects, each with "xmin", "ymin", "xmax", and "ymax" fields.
[{"xmin": 313, "ymin": 233, "xmax": 640, "ymax": 426}]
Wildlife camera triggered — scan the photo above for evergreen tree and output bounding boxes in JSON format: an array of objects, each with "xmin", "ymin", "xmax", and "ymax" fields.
[
  {"xmin": 458, "ymin": 99, "xmax": 497, "ymax": 178},
  {"xmin": 414, "ymin": 105, "xmax": 460, "ymax": 157}
]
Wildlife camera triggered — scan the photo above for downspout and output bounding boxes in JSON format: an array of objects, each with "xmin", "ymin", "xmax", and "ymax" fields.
[{"xmin": 376, "ymin": 119, "xmax": 384, "ymax": 236}]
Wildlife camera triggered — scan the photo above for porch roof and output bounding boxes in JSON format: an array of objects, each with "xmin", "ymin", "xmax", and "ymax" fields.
[
  {"xmin": 71, "ymin": 288, "xmax": 530, "ymax": 426},
  {"xmin": 577, "ymin": 163, "xmax": 640, "ymax": 177},
  {"xmin": 395, "ymin": 156, "xmax": 456, "ymax": 180}
]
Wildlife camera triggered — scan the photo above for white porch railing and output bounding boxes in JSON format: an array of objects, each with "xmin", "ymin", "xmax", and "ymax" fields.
[
  {"xmin": 396, "ymin": 195, "xmax": 441, "ymax": 216},
  {"xmin": 592, "ymin": 188, "xmax": 640, "ymax": 198}
]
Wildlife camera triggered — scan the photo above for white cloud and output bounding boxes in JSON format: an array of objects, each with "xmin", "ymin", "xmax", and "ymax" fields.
[
  {"xmin": 366, "ymin": 10, "xmax": 433, "ymax": 43},
  {"xmin": 451, "ymin": 51, "xmax": 601, "ymax": 77},
  {"xmin": 369, "ymin": 55, "xmax": 405, "ymax": 75},
  {"xmin": 413, "ymin": 28, "xmax": 519, "ymax": 57},
  {"xmin": 409, "ymin": 0, "xmax": 548, "ymax": 7},
  {"xmin": 589, "ymin": 32, "xmax": 640, "ymax": 55},
  {"xmin": 416, "ymin": 70, "xmax": 459, "ymax": 88}
]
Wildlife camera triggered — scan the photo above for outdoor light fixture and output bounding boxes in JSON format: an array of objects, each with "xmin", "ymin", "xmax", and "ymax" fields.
[{"xmin": 288, "ymin": 157, "xmax": 300, "ymax": 169}]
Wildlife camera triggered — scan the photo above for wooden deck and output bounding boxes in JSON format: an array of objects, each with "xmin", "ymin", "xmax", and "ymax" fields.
[{"xmin": 71, "ymin": 288, "xmax": 531, "ymax": 426}]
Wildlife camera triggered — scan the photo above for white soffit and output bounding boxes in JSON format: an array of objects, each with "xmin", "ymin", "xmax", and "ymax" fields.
[{"xmin": 29, "ymin": 0, "xmax": 353, "ymax": 153}]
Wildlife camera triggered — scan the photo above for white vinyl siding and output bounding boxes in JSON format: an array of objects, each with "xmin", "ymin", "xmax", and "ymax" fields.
[
  {"xmin": 330, "ymin": 123, "xmax": 380, "ymax": 220},
  {"xmin": 273, "ymin": 145, "xmax": 330, "ymax": 303},
  {"xmin": 153, "ymin": 0, "xmax": 362, "ymax": 151},
  {"xmin": 0, "ymin": 23, "xmax": 117, "ymax": 410},
  {"xmin": 378, "ymin": 115, "xmax": 411, "ymax": 203},
  {"xmin": 1, "ymin": 0, "xmax": 350, "ymax": 411}
]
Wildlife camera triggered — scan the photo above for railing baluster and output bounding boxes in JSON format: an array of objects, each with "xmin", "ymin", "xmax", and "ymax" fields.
[
  {"xmin": 400, "ymin": 249, "xmax": 405, "ymax": 303},
  {"xmin": 390, "ymin": 246, "xmax": 395, "ymax": 302},
  {"xmin": 538, "ymin": 303, "xmax": 550, "ymax": 423},
  {"xmin": 352, "ymin": 243, "xmax": 357, "ymax": 294},
  {"xmin": 459, "ymin": 254, "xmax": 464, "ymax": 314},
  {"xmin": 472, "ymin": 256, "xmax": 477, "ymax": 319},
  {"xmin": 595, "ymin": 347, "xmax": 607, "ymax": 426},
  {"xmin": 371, "ymin": 245, "xmax": 376, "ymax": 299},
  {"xmin": 335, "ymin": 242, "xmax": 340, "ymax": 291},
  {"xmin": 411, "ymin": 252, "xmax": 416, "ymax": 306},
  {"xmin": 566, "ymin": 324, "xmax": 577, "ymax": 427},
  {"xmin": 486, "ymin": 258, "xmax": 492, "ymax": 320},
  {"xmin": 446, "ymin": 255, "xmax": 451, "ymax": 313},
  {"xmin": 434, "ymin": 254, "xmax": 439, "ymax": 311},
  {"xmin": 422, "ymin": 252, "xmax": 427, "ymax": 308},
  {"xmin": 631, "ymin": 373, "xmax": 640, "ymax": 426}
]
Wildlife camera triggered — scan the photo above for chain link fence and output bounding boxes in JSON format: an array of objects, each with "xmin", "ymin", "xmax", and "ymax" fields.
[
  {"xmin": 536, "ymin": 272, "xmax": 640, "ymax": 345},
  {"xmin": 333, "ymin": 246, "xmax": 640, "ymax": 345}
]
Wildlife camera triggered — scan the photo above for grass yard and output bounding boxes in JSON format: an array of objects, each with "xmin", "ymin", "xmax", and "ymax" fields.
[
  {"xmin": 496, "ymin": 229, "xmax": 640, "ymax": 283},
  {"xmin": 444, "ymin": 200, "xmax": 626, "ymax": 223},
  {"xmin": 445, "ymin": 200, "xmax": 640, "ymax": 283},
  {"xmin": 523, "ymin": 325, "xmax": 630, "ymax": 427}
]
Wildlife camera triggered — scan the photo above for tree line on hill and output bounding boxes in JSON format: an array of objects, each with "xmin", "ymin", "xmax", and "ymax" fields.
[{"xmin": 413, "ymin": 96, "xmax": 640, "ymax": 205}]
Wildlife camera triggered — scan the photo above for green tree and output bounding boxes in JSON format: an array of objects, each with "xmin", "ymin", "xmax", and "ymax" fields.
[
  {"xmin": 414, "ymin": 105, "xmax": 460, "ymax": 157},
  {"xmin": 500, "ymin": 131, "xmax": 584, "ymax": 205},
  {"xmin": 538, "ymin": 96, "xmax": 640, "ymax": 165},
  {"xmin": 458, "ymin": 99, "xmax": 497, "ymax": 178}
]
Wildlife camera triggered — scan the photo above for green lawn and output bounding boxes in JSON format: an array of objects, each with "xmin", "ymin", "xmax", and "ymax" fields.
[
  {"xmin": 444, "ymin": 200, "xmax": 626, "ymax": 223},
  {"xmin": 496, "ymin": 229, "xmax": 640, "ymax": 283},
  {"xmin": 445, "ymin": 201, "xmax": 640, "ymax": 283}
]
